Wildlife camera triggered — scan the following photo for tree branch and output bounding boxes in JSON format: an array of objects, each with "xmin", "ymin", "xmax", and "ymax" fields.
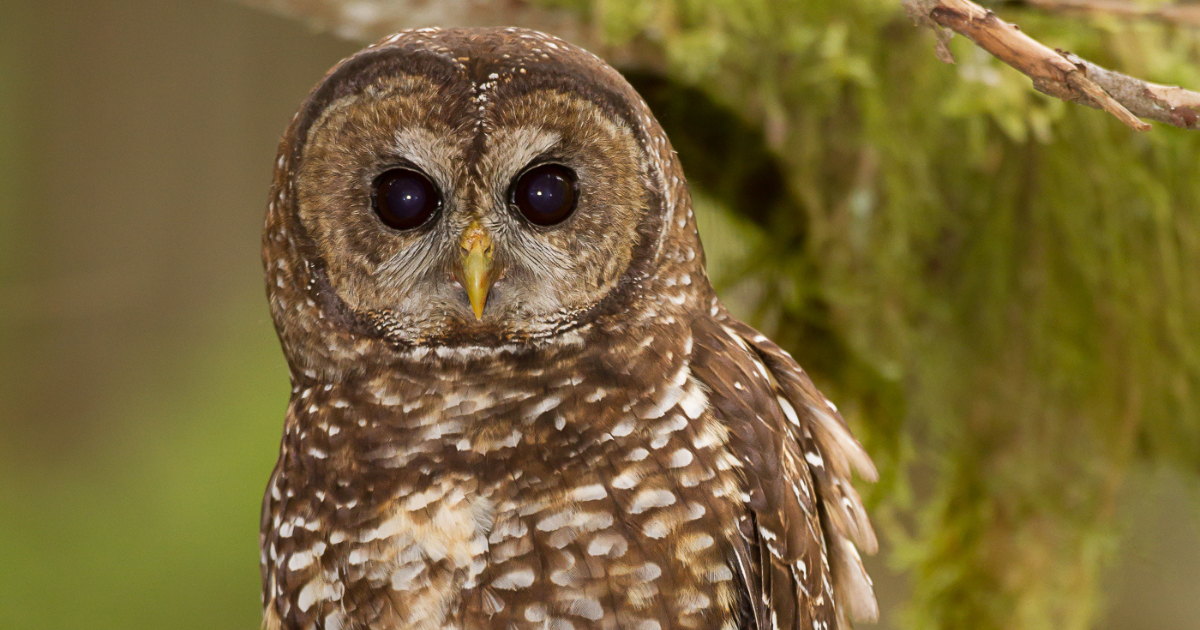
[{"xmin": 905, "ymin": 0, "xmax": 1200, "ymax": 131}]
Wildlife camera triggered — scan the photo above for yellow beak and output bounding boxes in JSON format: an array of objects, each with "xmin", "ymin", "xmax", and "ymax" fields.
[{"xmin": 458, "ymin": 221, "xmax": 495, "ymax": 321}]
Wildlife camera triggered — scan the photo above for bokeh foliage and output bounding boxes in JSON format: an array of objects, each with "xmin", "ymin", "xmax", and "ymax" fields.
[
  {"xmin": 539, "ymin": 1, "xmax": 1200, "ymax": 628},
  {"xmin": 1, "ymin": 1, "xmax": 1197, "ymax": 628}
]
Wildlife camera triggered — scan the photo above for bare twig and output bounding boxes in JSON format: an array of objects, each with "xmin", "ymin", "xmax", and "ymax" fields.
[
  {"xmin": 1006, "ymin": 0, "xmax": 1200, "ymax": 27},
  {"xmin": 905, "ymin": 0, "xmax": 1200, "ymax": 130}
]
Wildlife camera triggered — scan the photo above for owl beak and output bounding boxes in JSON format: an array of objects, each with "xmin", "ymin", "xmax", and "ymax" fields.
[{"xmin": 458, "ymin": 221, "xmax": 495, "ymax": 321}]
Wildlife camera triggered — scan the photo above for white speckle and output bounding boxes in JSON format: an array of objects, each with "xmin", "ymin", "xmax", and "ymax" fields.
[
  {"xmin": 777, "ymin": 396, "xmax": 802, "ymax": 428},
  {"xmin": 492, "ymin": 567, "xmax": 536, "ymax": 590},
  {"xmin": 525, "ymin": 604, "xmax": 547, "ymax": 622},
  {"xmin": 537, "ymin": 510, "xmax": 574, "ymax": 532},
  {"xmin": 296, "ymin": 578, "xmax": 342, "ymax": 612},
  {"xmin": 390, "ymin": 562, "xmax": 425, "ymax": 591},
  {"xmin": 642, "ymin": 383, "xmax": 685, "ymax": 420},
  {"xmin": 680, "ymin": 384, "xmax": 708, "ymax": 419},
  {"xmin": 679, "ymin": 591, "xmax": 711, "ymax": 613},
  {"xmin": 566, "ymin": 596, "xmax": 604, "ymax": 620},
  {"xmin": 570, "ymin": 484, "xmax": 608, "ymax": 502},
  {"xmin": 288, "ymin": 551, "xmax": 313, "ymax": 570},
  {"xmin": 577, "ymin": 511, "xmax": 613, "ymax": 531},
  {"xmin": 627, "ymin": 447, "xmax": 650, "ymax": 461},
  {"xmin": 526, "ymin": 395, "xmax": 563, "ymax": 421},
  {"xmin": 629, "ymin": 488, "xmax": 677, "ymax": 514},
  {"xmin": 656, "ymin": 414, "xmax": 688, "ymax": 435},
  {"xmin": 611, "ymin": 468, "xmax": 641, "ymax": 490},
  {"xmin": 707, "ymin": 565, "xmax": 734, "ymax": 582},
  {"xmin": 668, "ymin": 449, "xmax": 694, "ymax": 468},
  {"xmin": 805, "ymin": 450, "xmax": 825, "ymax": 468},
  {"xmin": 587, "ymin": 532, "xmax": 628, "ymax": 557},
  {"xmin": 683, "ymin": 533, "xmax": 715, "ymax": 552},
  {"xmin": 635, "ymin": 563, "xmax": 662, "ymax": 581},
  {"xmin": 610, "ymin": 419, "xmax": 635, "ymax": 437}
]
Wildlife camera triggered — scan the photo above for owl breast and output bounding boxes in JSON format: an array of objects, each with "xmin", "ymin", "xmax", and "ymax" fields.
[{"xmin": 262, "ymin": 324, "xmax": 748, "ymax": 630}]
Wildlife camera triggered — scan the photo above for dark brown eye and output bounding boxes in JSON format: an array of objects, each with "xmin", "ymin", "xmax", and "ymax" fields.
[
  {"xmin": 511, "ymin": 164, "xmax": 578, "ymax": 226},
  {"xmin": 372, "ymin": 168, "xmax": 440, "ymax": 230}
]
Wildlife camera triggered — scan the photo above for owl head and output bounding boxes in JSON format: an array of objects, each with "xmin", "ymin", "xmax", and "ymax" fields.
[{"xmin": 264, "ymin": 28, "xmax": 709, "ymax": 378}]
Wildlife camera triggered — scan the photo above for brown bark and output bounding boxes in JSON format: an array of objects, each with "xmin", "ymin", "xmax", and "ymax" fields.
[{"xmin": 906, "ymin": 0, "xmax": 1200, "ymax": 131}]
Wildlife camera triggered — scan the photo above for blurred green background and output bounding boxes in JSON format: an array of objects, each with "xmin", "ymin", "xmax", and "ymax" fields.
[{"xmin": 0, "ymin": 1, "xmax": 1197, "ymax": 629}]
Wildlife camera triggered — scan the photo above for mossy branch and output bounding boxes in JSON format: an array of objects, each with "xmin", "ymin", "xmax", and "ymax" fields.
[{"xmin": 905, "ymin": 0, "xmax": 1200, "ymax": 130}]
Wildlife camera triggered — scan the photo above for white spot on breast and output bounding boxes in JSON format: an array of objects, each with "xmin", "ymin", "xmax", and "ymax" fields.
[
  {"xmin": 627, "ymin": 448, "xmax": 650, "ymax": 461},
  {"xmin": 707, "ymin": 565, "xmax": 734, "ymax": 582},
  {"xmin": 537, "ymin": 510, "xmax": 574, "ymax": 532},
  {"xmin": 668, "ymin": 449, "xmax": 694, "ymax": 468},
  {"xmin": 611, "ymin": 468, "xmax": 642, "ymax": 490},
  {"xmin": 390, "ymin": 562, "xmax": 425, "ymax": 591},
  {"xmin": 642, "ymin": 385, "xmax": 684, "ymax": 420},
  {"xmin": 680, "ymin": 383, "xmax": 708, "ymax": 419},
  {"xmin": 566, "ymin": 596, "xmax": 604, "ymax": 620},
  {"xmin": 492, "ymin": 567, "xmax": 536, "ymax": 590},
  {"xmin": 610, "ymin": 419, "xmax": 636, "ymax": 437},
  {"xmin": 630, "ymin": 488, "xmax": 677, "ymax": 514},
  {"xmin": 288, "ymin": 551, "xmax": 313, "ymax": 570},
  {"xmin": 682, "ymin": 533, "xmax": 715, "ymax": 552},
  {"xmin": 525, "ymin": 394, "xmax": 563, "ymax": 421},
  {"xmin": 570, "ymin": 484, "xmax": 608, "ymax": 502},
  {"xmin": 587, "ymin": 532, "xmax": 628, "ymax": 557},
  {"xmin": 297, "ymin": 578, "xmax": 343, "ymax": 612},
  {"xmin": 656, "ymin": 412, "xmax": 688, "ymax": 435},
  {"xmin": 635, "ymin": 562, "xmax": 662, "ymax": 580},
  {"xmin": 678, "ymin": 591, "xmax": 711, "ymax": 613},
  {"xmin": 576, "ymin": 511, "xmax": 614, "ymax": 531},
  {"xmin": 525, "ymin": 603, "xmax": 546, "ymax": 621}
]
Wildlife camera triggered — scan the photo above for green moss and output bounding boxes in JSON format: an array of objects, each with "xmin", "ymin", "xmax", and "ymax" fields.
[{"xmin": 542, "ymin": 1, "xmax": 1200, "ymax": 627}]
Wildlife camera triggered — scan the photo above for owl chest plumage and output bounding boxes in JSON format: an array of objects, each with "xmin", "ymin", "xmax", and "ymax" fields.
[{"xmin": 262, "ymin": 319, "xmax": 760, "ymax": 630}]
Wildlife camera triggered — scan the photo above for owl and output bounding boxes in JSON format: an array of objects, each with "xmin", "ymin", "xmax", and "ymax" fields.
[{"xmin": 260, "ymin": 27, "xmax": 878, "ymax": 630}]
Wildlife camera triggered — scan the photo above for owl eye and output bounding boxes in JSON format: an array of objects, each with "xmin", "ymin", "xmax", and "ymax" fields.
[
  {"xmin": 372, "ymin": 168, "xmax": 440, "ymax": 231},
  {"xmin": 511, "ymin": 164, "xmax": 578, "ymax": 226}
]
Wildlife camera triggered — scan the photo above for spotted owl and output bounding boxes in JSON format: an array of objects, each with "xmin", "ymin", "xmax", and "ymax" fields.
[{"xmin": 260, "ymin": 27, "xmax": 878, "ymax": 630}]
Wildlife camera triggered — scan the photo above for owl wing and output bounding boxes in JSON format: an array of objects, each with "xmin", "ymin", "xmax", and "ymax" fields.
[{"xmin": 692, "ymin": 314, "xmax": 878, "ymax": 630}]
